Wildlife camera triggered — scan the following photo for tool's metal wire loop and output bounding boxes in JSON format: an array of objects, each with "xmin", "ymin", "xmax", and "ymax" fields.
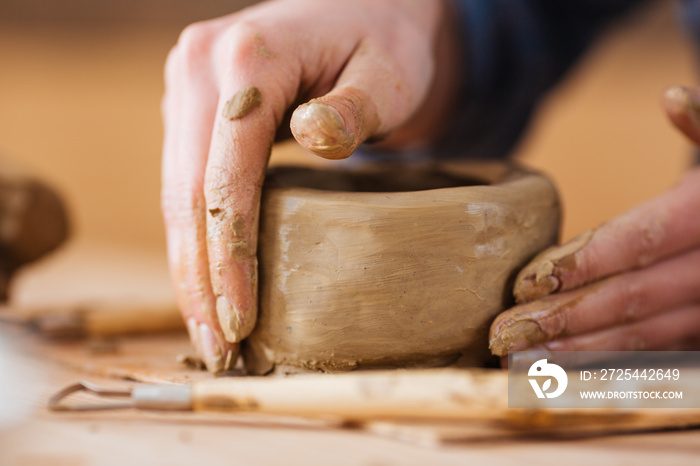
[{"xmin": 48, "ymin": 380, "xmax": 134, "ymax": 411}]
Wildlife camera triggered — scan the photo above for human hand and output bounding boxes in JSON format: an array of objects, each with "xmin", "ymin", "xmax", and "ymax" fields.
[
  {"xmin": 161, "ymin": 0, "xmax": 461, "ymax": 371},
  {"xmin": 489, "ymin": 86, "xmax": 700, "ymax": 359}
]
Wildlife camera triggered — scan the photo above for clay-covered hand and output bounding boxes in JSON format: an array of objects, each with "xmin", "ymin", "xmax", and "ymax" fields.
[
  {"xmin": 489, "ymin": 86, "xmax": 700, "ymax": 358},
  {"xmin": 161, "ymin": 0, "xmax": 461, "ymax": 371}
]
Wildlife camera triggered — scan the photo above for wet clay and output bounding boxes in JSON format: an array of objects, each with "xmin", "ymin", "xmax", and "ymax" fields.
[
  {"xmin": 0, "ymin": 158, "xmax": 69, "ymax": 300},
  {"xmin": 488, "ymin": 319, "xmax": 545, "ymax": 357},
  {"xmin": 222, "ymin": 86, "xmax": 262, "ymax": 120},
  {"xmin": 242, "ymin": 162, "xmax": 561, "ymax": 374},
  {"xmin": 512, "ymin": 229, "xmax": 594, "ymax": 304},
  {"xmin": 489, "ymin": 288, "xmax": 589, "ymax": 357},
  {"xmin": 255, "ymin": 33, "xmax": 277, "ymax": 59}
]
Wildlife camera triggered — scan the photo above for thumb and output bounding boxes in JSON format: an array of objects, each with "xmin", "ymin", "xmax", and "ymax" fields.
[
  {"xmin": 663, "ymin": 86, "xmax": 700, "ymax": 146},
  {"xmin": 290, "ymin": 39, "xmax": 431, "ymax": 160}
]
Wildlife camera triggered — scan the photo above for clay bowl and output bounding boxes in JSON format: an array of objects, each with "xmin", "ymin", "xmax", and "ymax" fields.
[{"xmin": 242, "ymin": 162, "xmax": 560, "ymax": 374}]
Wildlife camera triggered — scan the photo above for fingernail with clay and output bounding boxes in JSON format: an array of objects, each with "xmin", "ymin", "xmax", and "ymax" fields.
[
  {"xmin": 198, "ymin": 323, "xmax": 224, "ymax": 373},
  {"xmin": 514, "ymin": 274, "xmax": 561, "ymax": 304},
  {"xmin": 489, "ymin": 319, "xmax": 546, "ymax": 357},
  {"xmin": 290, "ymin": 101, "xmax": 355, "ymax": 160},
  {"xmin": 664, "ymin": 86, "xmax": 699, "ymax": 117},
  {"xmin": 513, "ymin": 230, "xmax": 594, "ymax": 303},
  {"xmin": 216, "ymin": 295, "xmax": 254, "ymax": 343},
  {"xmin": 663, "ymin": 86, "xmax": 700, "ymax": 144}
]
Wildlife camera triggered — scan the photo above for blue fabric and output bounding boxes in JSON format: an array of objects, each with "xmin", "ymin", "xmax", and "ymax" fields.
[
  {"xmin": 438, "ymin": 0, "xmax": 653, "ymax": 160},
  {"xmin": 678, "ymin": 0, "xmax": 700, "ymax": 45},
  {"xmin": 677, "ymin": 1, "xmax": 700, "ymax": 165},
  {"xmin": 358, "ymin": 0, "xmax": 700, "ymax": 162}
]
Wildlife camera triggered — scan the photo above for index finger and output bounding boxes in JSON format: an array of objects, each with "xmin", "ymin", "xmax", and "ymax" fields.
[
  {"xmin": 204, "ymin": 31, "xmax": 295, "ymax": 343},
  {"xmin": 513, "ymin": 168, "xmax": 700, "ymax": 303}
]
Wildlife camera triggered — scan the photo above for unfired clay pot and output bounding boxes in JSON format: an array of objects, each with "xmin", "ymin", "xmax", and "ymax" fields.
[{"xmin": 242, "ymin": 162, "xmax": 560, "ymax": 374}]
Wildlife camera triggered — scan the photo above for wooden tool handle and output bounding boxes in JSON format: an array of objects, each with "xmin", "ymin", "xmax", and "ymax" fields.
[
  {"xmin": 191, "ymin": 369, "xmax": 509, "ymax": 421},
  {"xmin": 25, "ymin": 302, "xmax": 184, "ymax": 339},
  {"xmin": 83, "ymin": 302, "xmax": 184, "ymax": 337}
]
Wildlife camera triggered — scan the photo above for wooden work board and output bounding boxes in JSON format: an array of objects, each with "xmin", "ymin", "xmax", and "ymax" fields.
[{"xmin": 2, "ymin": 242, "xmax": 700, "ymax": 465}]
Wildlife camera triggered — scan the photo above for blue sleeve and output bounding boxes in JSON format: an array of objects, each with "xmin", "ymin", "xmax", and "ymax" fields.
[
  {"xmin": 435, "ymin": 0, "xmax": 653, "ymax": 160},
  {"xmin": 678, "ymin": 0, "xmax": 700, "ymax": 44},
  {"xmin": 676, "ymin": 0, "xmax": 700, "ymax": 165}
]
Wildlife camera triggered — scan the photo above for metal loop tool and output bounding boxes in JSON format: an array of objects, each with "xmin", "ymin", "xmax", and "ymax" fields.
[{"xmin": 48, "ymin": 380, "xmax": 193, "ymax": 412}]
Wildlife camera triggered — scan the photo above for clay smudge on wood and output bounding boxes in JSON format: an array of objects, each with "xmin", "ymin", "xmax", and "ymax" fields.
[
  {"xmin": 177, "ymin": 353, "xmax": 206, "ymax": 370},
  {"xmin": 222, "ymin": 86, "xmax": 262, "ymax": 120}
]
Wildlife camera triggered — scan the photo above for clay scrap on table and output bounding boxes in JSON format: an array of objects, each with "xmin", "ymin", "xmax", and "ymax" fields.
[
  {"xmin": 0, "ymin": 157, "xmax": 69, "ymax": 301},
  {"xmin": 243, "ymin": 162, "xmax": 560, "ymax": 375}
]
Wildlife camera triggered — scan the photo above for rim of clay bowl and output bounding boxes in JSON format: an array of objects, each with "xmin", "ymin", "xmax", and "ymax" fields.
[{"xmin": 263, "ymin": 161, "xmax": 526, "ymax": 194}]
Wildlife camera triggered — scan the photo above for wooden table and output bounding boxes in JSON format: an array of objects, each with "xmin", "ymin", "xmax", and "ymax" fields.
[{"xmin": 1, "ymin": 242, "xmax": 699, "ymax": 465}]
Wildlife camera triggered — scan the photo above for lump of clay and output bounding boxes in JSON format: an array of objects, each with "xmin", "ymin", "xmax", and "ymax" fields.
[
  {"xmin": 0, "ymin": 157, "xmax": 70, "ymax": 300},
  {"xmin": 243, "ymin": 161, "xmax": 560, "ymax": 374}
]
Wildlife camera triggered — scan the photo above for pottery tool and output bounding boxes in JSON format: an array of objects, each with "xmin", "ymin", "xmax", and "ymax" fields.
[
  {"xmin": 46, "ymin": 367, "xmax": 700, "ymax": 438},
  {"xmin": 49, "ymin": 369, "xmax": 507, "ymax": 419},
  {"xmin": 49, "ymin": 369, "xmax": 507, "ymax": 421},
  {"xmin": 46, "ymin": 368, "xmax": 700, "ymax": 441},
  {"xmin": 0, "ymin": 301, "xmax": 184, "ymax": 339}
]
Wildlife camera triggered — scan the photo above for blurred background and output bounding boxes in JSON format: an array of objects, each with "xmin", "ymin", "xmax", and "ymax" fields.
[{"xmin": 0, "ymin": 0, "xmax": 696, "ymax": 288}]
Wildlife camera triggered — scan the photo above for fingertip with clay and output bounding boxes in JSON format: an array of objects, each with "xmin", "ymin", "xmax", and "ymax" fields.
[
  {"xmin": 290, "ymin": 88, "xmax": 380, "ymax": 160},
  {"xmin": 204, "ymin": 204, "xmax": 260, "ymax": 346},
  {"xmin": 513, "ymin": 272, "xmax": 561, "ymax": 305},
  {"xmin": 663, "ymin": 85, "xmax": 700, "ymax": 146},
  {"xmin": 291, "ymin": 101, "xmax": 356, "ymax": 160},
  {"xmin": 489, "ymin": 319, "xmax": 547, "ymax": 358},
  {"xmin": 513, "ymin": 229, "xmax": 594, "ymax": 303},
  {"xmin": 206, "ymin": 211, "xmax": 260, "ymax": 346},
  {"xmin": 186, "ymin": 316, "xmax": 239, "ymax": 373},
  {"xmin": 216, "ymin": 293, "xmax": 257, "ymax": 343},
  {"xmin": 199, "ymin": 322, "xmax": 239, "ymax": 373}
]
